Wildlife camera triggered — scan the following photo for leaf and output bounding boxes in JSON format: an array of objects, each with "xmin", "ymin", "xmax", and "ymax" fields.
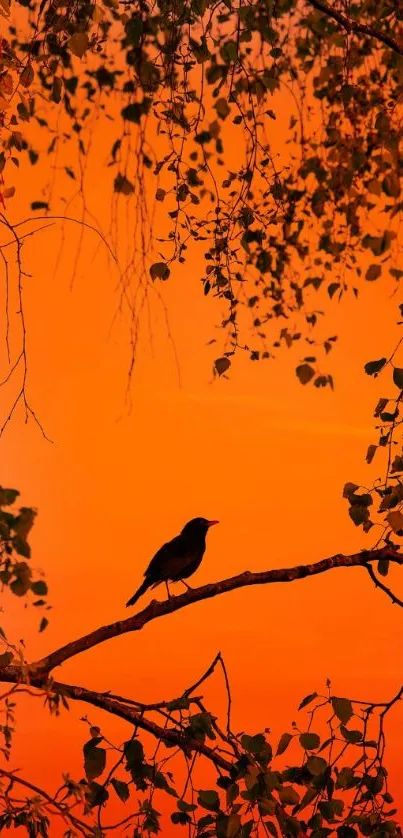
[
  {"xmin": 84, "ymin": 739, "xmax": 106, "ymax": 780},
  {"xmin": 51, "ymin": 77, "xmax": 62, "ymax": 104},
  {"xmin": 221, "ymin": 40, "xmax": 238, "ymax": 63},
  {"xmin": 340, "ymin": 726, "xmax": 362, "ymax": 744},
  {"xmin": 3, "ymin": 187, "xmax": 15, "ymax": 199},
  {"xmin": 0, "ymin": 488, "xmax": 19, "ymax": 506},
  {"xmin": 278, "ymin": 786, "xmax": 299, "ymax": 806},
  {"xmin": 215, "ymin": 357, "xmax": 231, "ymax": 376},
  {"xmin": 111, "ymin": 778, "xmax": 130, "ymax": 802},
  {"xmin": 114, "ymin": 173, "xmax": 134, "ymax": 195},
  {"xmin": 86, "ymin": 781, "xmax": 109, "ymax": 809},
  {"xmin": 335, "ymin": 767, "xmax": 356, "ymax": 790},
  {"xmin": 297, "ymin": 786, "xmax": 318, "ymax": 812},
  {"xmin": 197, "ymin": 789, "xmax": 220, "ymax": 811},
  {"xmin": 343, "ymin": 482, "xmax": 359, "ymax": 498},
  {"xmin": 296, "ymin": 363, "xmax": 315, "ymax": 385},
  {"xmin": 10, "ymin": 562, "xmax": 32, "ymax": 596},
  {"xmin": 367, "ymin": 179, "xmax": 381, "ymax": 196},
  {"xmin": 0, "ymin": 652, "xmax": 13, "ymax": 667},
  {"xmin": 90, "ymin": 726, "xmax": 101, "ymax": 738},
  {"xmin": 299, "ymin": 732, "xmax": 320, "ymax": 750},
  {"xmin": 386, "ymin": 510, "xmax": 403, "ymax": 533},
  {"xmin": 177, "ymin": 800, "xmax": 197, "ymax": 813},
  {"xmin": 20, "ymin": 65, "xmax": 34, "ymax": 88},
  {"xmin": 348, "ymin": 505, "xmax": 369, "ymax": 526},
  {"xmin": 391, "ymin": 455, "xmax": 403, "ymax": 473},
  {"xmin": 31, "ymin": 580, "xmax": 48, "ymax": 596},
  {"xmin": 393, "ymin": 367, "xmax": 403, "ymax": 389},
  {"xmin": 150, "ymin": 262, "xmax": 170, "ymax": 281},
  {"xmin": 92, "ymin": 4, "xmax": 104, "ymax": 22},
  {"xmin": 383, "ymin": 173, "xmax": 400, "ymax": 198},
  {"xmin": 331, "ymin": 697, "xmax": 353, "ymax": 724},
  {"xmin": 306, "ymin": 755, "xmax": 327, "ymax": 776},
  {"xmin": 276, "ymin": 732, "xmax": 293, "ymax": 755},
  {"xmin": 366, "ymin": 444, "xmax": 377, "ymax": 464},
  {"xmin": 364, "ymin": 358, "xmax": 387, "ymax": 376},
  {"xmin": 226, "ymin": 783, "xmax": 239, "ymax": 806},
  {"xmin": 125, "ymin": 15, "xmax": 142, "ymax": 45},
  {"xmin": 365, "ymin": 264, "xmax": 381, "ymax": 282},
  {"xmin": 171, "ymin": 812, "xmax": 191, "ymax": 826},
  {"xmin": 327, "ymin": 282, "xmax": 340, "ymax": 298},
  {"xmin": 124, "ymin": 738, "xmax": 144, "ymax": 767},
  {"xmin": 153, "ymin": 770, "xmax": 178, "ymax": 797},
  {"xmin": 68, "ymin": 33, "xmax": 89, "ymax": 59},
  {"xmin": 298, "ymin": 692, "xmax": 318, "ymax": 710},
  {"xmin": 215, "ymin": 98, "xmax": 230, "ymax": 120},
  {"xmin": 121, "ymin": 100, "xmax": 151, "ymax": 123},
  {"xmin": 378, "ymin": 558, "xmax": 389, "ymax": 577},
  {"xmin": 31, "ymin": 201, "xmax": 49, "ymax": 211},
  {"xmin": 374, "ymin": 398, "xmax": 388, "ymax": 418},
  {"xmin": 39, "ymin": 617, "xmax": 49, "ymax": 632},
  {"xmin": 227, "ymin": 814, "xmax": 241, "ymax": 838},
  {"xmin": 14, "ymin": 507, "xmax": 36, "ymax": 539},
  {"xmin": 155, "ymin": 188, "xmax": 166, "ymax": 202}
]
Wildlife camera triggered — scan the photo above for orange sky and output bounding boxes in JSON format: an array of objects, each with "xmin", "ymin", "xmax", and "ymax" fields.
[{"xmin": 1, "ymin": 60, "xmax": 403, "ymax": 834}]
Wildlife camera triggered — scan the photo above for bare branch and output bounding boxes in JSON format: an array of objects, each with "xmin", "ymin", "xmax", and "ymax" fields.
[{"xmin": 365, "ymin": 563, "xmax": 403, "ymax": 608}]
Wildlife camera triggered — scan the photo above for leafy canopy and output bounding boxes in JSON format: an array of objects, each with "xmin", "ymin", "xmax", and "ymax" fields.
[{"xmin": 1, "ymin": 0, "xmax": 403, "ymax": 380}]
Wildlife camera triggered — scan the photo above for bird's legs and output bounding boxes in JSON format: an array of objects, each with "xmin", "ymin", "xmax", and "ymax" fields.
[
  {"xmin": 165, "ymin": 581, "xmax": 172, "ymax": 600},
  {"xmin": 180, "ymin": 579, "xmax": 192, "ymax": 591}
]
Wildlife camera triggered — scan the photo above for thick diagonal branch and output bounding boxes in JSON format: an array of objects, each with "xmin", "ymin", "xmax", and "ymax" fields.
[
  {"xmin": 306, "ymin": 0, "xmax": 403, "ymax": 56},
  {"xmin": 29, "ymin": 545, "xmax": 401, "ymax": 675}
]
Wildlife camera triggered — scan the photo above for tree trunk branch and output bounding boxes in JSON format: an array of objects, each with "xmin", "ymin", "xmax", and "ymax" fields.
[{"xmin": 28, "ymin": 546, "xmax": 401, "ymax": 675}]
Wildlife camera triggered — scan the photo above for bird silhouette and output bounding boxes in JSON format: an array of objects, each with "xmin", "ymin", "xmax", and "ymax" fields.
[{"xmin": 126, "ymin": 517, "xmax": 218, "ymax": 608}]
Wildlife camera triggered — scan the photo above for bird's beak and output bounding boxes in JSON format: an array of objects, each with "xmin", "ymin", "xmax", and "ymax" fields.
[{"xmin": 207, "ymin": 520, "xmax": 219, "ymax": 527}]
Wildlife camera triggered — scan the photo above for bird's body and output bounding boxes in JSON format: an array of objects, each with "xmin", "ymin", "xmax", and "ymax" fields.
[{"xmin": 126, "ymin": 517, "xmax": 218, "ymax": 608}]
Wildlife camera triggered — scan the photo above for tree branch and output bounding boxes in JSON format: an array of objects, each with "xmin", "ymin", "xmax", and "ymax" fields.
[
  {"xmin": 30, "ymin": 546, "xmax": 401, "ymax": 675},
  {"xmin": 58, "ymin": 680, "xmax": 233, "ymax": 771},
  {"xmin": 306, "ymin": 0, "xmax": 403, "ymax": 56},
  {"xmin": 0, "ymin": 671, "xmax": 233, "ymax": 773},
  {"xmin": 365, "ymin": 563, "xmax": 403, "ymax": 607}
]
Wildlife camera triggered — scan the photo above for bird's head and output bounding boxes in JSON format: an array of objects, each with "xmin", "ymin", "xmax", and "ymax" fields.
[{"xmin": 181, "ymin": 517, "xmax": 219, "ymax": 537}]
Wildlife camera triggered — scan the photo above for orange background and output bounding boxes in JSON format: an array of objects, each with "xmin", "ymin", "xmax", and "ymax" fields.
[{"xmin": 1, "ymin": 72, "xmax": 403, "ymax": 832}]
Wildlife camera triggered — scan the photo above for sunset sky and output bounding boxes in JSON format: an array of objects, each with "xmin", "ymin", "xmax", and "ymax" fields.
[{"xmin": 1, "ymin": 43, "xmax": 403, "ymax": 833}]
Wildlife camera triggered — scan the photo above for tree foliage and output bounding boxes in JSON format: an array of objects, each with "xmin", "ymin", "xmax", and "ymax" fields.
[{"xmin": 1, "ymin": 0, "xmax": 403, "ymax": 384}]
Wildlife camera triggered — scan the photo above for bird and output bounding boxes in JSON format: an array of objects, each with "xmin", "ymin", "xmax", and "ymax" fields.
[{"xmin": 125, "ymin": 517, "xmax": 219, "ymax": 608}]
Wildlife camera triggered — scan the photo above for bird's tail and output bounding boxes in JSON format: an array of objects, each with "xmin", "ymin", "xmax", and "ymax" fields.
[{"xmin": 126, "ymin": 578, "xmax": 151, "ymax": 608}]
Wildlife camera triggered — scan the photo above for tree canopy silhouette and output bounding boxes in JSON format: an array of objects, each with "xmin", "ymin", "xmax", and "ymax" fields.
[{"xmin": 1, "ymin": 0, "xmax": 403, "ymax": 395}]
